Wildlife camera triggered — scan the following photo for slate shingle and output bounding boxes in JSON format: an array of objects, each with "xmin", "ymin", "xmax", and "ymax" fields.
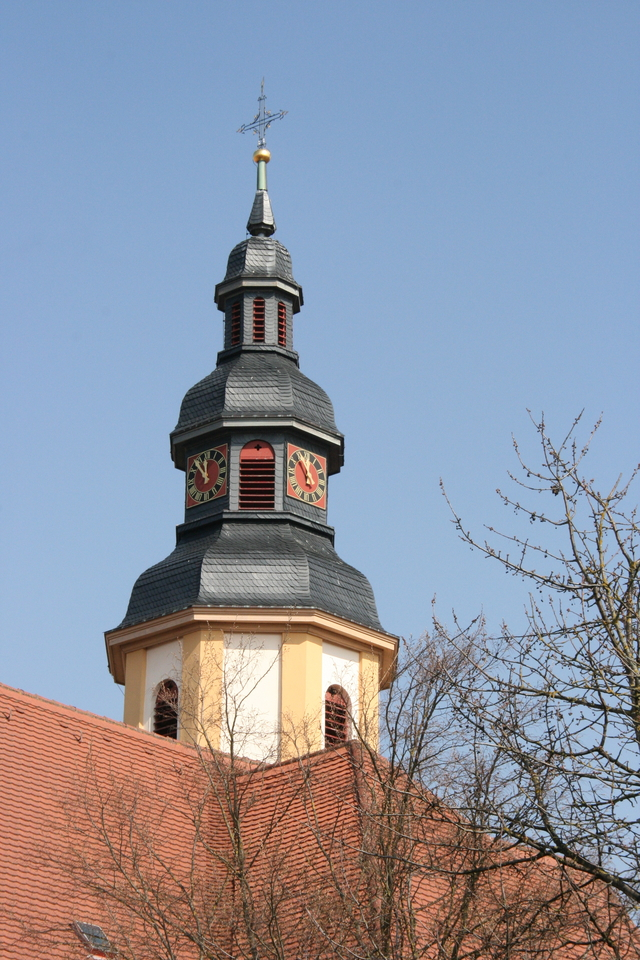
[
  {"xmin": 224, "ymin": 236, "xmax": 294, "ymax": 282},
  {"xmin": 173, "ymin": 352, "xmax": 339, "ymax": 438},
  {"xmin": 246, "ymin": 189, "xmax": 276, "ymax": 237},
  {"xmin": 119, "ymin": 521, "xmax": 381, "ymax": 631}
]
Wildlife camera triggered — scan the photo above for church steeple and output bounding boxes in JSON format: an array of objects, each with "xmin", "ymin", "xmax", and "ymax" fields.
[
  {"xmin": 105, "ymin": 92, "xmax": 397, "ymax": 761},
  {"xmin": 214, "ymin": 144, "xmax": 302, "ymax": 357}
]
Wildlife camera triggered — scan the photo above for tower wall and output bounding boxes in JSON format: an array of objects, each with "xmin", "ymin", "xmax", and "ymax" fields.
[{"xmin": 110, "ymin": 608, "xmax": 392, "ymax": 761}]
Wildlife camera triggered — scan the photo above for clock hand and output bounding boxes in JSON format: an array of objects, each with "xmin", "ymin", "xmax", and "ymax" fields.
[
  {"xmin": 301, "ymin": 455, "xmax": 314, "ymax": 487},
  {"xmin": 196, "ymin": 460, "xmax": 209, "ymax": 482}
]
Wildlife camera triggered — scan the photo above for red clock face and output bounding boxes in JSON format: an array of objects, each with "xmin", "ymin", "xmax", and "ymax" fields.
[
  {"xmin": 186, "ymin": 445, "xmax": 228, "ymax": 508},
  {"xmin": 286, "ymin": 444, "xmax": 327, "ymax": 509}
]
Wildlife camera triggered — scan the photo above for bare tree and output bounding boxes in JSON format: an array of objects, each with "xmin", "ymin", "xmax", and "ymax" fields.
[
  {"xmin": 342, "ymin": 634, "xmax": 639, "ymax": 960},
  {"xmin": 440, "ymin": 413, "xmax": 640, "ymax": 909},
  {"xmin": 49, "ymin": 624, "xmax": 638, "ymax": 960}
]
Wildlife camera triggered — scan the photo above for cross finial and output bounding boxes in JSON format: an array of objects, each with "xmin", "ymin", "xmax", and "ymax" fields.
[{"xmin": 237, "ymin": 80, "xmax": 287, "ymax": 149}]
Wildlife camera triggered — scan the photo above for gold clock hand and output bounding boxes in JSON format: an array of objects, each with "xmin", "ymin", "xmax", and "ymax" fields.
[
  {"xmin": 301, "ymin": 455, "xmax": 314, "ymax": 487},
  {"xmin": 196, "ymin": 460, "xmax": 209, "ymax": 482}
]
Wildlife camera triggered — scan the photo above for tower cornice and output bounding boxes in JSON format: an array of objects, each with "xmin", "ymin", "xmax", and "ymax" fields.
[
  {"xmin": 215, "ymin": 274, "xmax": 303, "ymax": 313},
  {"xmin": 174, "ymin": 510, "xmax": 336, "ymax": 544},
  {"xmin": 171, "ymin": 414, "xmax": 344, "ymax": 472},
  {"xmin": 106, "ymin": 605, "xmax": 397, "ymax": 688}
]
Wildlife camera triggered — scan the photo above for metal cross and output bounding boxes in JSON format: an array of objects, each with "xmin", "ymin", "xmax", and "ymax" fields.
[{"xmin": 237, "ymin": 80, "xmax": 287, "ymax": 148}]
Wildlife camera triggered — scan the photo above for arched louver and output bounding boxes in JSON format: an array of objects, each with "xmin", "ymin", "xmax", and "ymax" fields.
[
  {"xmin": 325, "ymin": 685, "xmax": 350, "ymax": 747},
  {"xmin": 277, "ymin": 301, "xmax": 287, "ymax": 347},
  {"xmin": 154, "ymin": 679, "xmax": 179, "ymax": 739},
  {"xmin": 253, "ymin": 298, "xmax": 265, "ymax": 342},
  {"xmin": 239, "ymin": 440, "xmax": 275, "ymax": 510},
  {"xmin": 230, "ymin": 300, "xmax": 241, "ymax": 346}
]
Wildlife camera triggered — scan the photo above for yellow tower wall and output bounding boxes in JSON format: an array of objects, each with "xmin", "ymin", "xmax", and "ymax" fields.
[
  {"xmin": 107, "ymin": 607, "xmax": 396, "ymax": 758},
  {"xmin": 123, "ymin": 647, "xmax": 146, "ymax": 728}
]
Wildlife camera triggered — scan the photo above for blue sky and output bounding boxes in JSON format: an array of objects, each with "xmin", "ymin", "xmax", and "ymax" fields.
[{"xmin": 0, "ymin": 1, "xmax": 638, "ymax": 720}]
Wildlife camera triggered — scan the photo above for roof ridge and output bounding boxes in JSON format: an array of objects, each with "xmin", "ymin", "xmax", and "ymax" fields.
[
  {"xmin": 236, "ymin": 741, "xmax": 364, "ymax": 780},
  {"xmin": 0, "ymin": 684, "xmax": 372, "ymax": 772},
  {"xmin": 0, "ymin": 681, "xmax": 197, "ymax": 754}
]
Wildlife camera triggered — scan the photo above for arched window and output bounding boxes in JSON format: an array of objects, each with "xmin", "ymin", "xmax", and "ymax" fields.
[
  {"xmin": 154, "ymin": 679, "xmax": 178, "ymax": 739},
  {"xmin": 239, "ymin": 440, "xmax": 275, "ymax": 510},
  {"xmin": 253, "ymin": 298, "xmax": 265, "ymax": 342},
  {"xmin": 277, "ymin": 301, "xmax": 287, "ymax": 347},
  {"xmin": 325, "ymin": 685, "xmax": 350, "ymax": 747},
  {"xmin": 230, "ymin": 300, "xmax": 241, "ymax": 347}
]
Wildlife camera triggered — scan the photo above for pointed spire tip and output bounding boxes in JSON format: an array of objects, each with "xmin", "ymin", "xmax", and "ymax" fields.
[{"xmin": 247, "ymin": 189, "xmax": 276, "ymax": 237}]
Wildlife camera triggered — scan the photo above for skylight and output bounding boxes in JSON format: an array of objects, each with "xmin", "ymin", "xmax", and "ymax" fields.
[{"xmin": 71, "ymin": 921, "xmax": 114, "ymax": 958}]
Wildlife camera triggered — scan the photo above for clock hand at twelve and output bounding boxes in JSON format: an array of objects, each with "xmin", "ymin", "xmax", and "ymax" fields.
[
  {"xmin": 300, "ymin": 455, "xmax": 314, "ymax": 487},
  {"xmin": 196, "ymin": 460, "xmax": 209, "ymax": 482}
]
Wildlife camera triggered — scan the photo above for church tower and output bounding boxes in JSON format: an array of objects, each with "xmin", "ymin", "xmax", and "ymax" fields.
[{"xmin": 105, "ymin": 94, "xmax": 397, "ymax": 761}]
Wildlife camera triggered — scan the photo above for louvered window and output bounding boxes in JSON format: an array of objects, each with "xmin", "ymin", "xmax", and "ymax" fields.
[
  {"xmin": 154, "ymin": 679, "xmax": 178, "ymax": 739},
  {"xmin": 325, "ymin": 686, "xmax": 350, "ymax": 746},
  {"xmin": 230, "ymin": 300, "xmax": 241, "ymax": 346},
  {"xmin": 239, "ymin": 440, "xmax": 275, "ymax": 510},
  {"xmin": 253, "ymin": 298, "xmax": 265, "ymax": 342},
  {"xmin": 277, "ymin": 301, "xmax": 287, "ymax": 347}
]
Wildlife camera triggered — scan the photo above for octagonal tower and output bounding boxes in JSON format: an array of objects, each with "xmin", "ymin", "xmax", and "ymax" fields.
[{"xmin": 105, "ymin": 130, "xmax": 396, "ymax": 761}]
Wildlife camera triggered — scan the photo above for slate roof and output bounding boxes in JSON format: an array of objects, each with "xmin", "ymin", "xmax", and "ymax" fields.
[
  {"xmin": 246, "ymin": 188, "xmax": 276, "ymax": 237},
  {"xmin": 224, "ymin": 235, "xmax": 294, "ymax": 282},
  {"xmin": 119, "ymin": 520, "xmax": 381, "ymax": 631},
  {"xmin": 173, "ymin": 351, "xmax": 340, "ymax": 438}
]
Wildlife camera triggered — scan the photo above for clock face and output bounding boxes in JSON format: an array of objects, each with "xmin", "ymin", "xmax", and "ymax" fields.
[
  {"xmin": 186, "ymin": 444, "xmax": 228, "ymax": 508},
  {"xmin": 286, "ymin": 444, "xmax": 327, "ymax": 509}
]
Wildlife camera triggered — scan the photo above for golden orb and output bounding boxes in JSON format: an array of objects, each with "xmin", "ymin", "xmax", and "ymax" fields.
[{"xmin": 253, "ymin": 147, "xmax": 271, "ymax": 163}]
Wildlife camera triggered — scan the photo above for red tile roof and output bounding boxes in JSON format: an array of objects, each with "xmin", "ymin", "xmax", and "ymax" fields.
[
  {"xmin": 0, "ymin": 683, "xmax": 202, "ymax": 959},
  {"xmin": 1, "ymin": 683, "xmax": 637, "ymax": 960}
]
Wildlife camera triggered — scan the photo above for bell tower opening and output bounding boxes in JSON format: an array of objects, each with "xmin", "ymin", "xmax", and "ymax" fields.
[
  {"xmin": 230, "ymin": 300, "xmax": 241, "ymax": 346},
  {"xmin": 324, "ymin": 685, "xmax": 350, "ymax": 746},
  {"xmin": 252, "ymin": 297, "xmax": 265, "ymax": 342},
  {"xmin": 239, "ymin": 440, "xmax": 275, "ymax": 510},
  {"xmin": 153, "ymin": 679, "xmax": 179, "ymax": 739},
  {"xmin": 277, "ymin": 301, "xmax": 287, "ymax": 347}
]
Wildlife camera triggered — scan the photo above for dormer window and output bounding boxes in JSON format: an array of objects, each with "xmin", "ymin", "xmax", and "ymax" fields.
[
  {"xmin": 230, "ymin": 300, "xmax": 241, "ymax": 346},
  {"xmin": 253, "ymin": 298, "xmax": 265, "ymax": 342},
  {"xmin": 325, "ymin": 685, "xmax": 350, "ymax": 746},
  {"xmin": 278, "ymin": 302, "xmax": 287, "ymax": 347},
  {"xmin": 239, "ymin": 440, "xmax": 275, "ymax": 510},
  {"xmin": 154, "ymin": 679, "xmax": 178, "ymax": 739}
]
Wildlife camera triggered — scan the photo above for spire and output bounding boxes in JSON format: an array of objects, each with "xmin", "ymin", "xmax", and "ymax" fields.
[
  {"xmin": 246, "ymin": 148, "xmax": 276, "ymax": 236},
  {"xmin": 238, "ymin": 82, "xmax": 287, "ymax": 237}
]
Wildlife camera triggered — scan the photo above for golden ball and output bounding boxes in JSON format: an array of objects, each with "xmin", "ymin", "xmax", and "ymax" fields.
[{"xmin": 253, "ymin": 147, "xmax": 271, "ymax": 163}]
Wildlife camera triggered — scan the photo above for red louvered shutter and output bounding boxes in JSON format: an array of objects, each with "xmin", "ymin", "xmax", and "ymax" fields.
[
  {"xmin": 277, "ymin": 302, "xmax": 287, "ymax": 347},
  {"xmin": 253, "ymin": 298, "xmax": 265, "ymax": 342},
  {"xmin": 231, "ymin": 301, "xmax": 241, "ymax": 346},
  {"xmin": 239, "ymin": 440, "xmax": 275, "ymax": 510}
]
